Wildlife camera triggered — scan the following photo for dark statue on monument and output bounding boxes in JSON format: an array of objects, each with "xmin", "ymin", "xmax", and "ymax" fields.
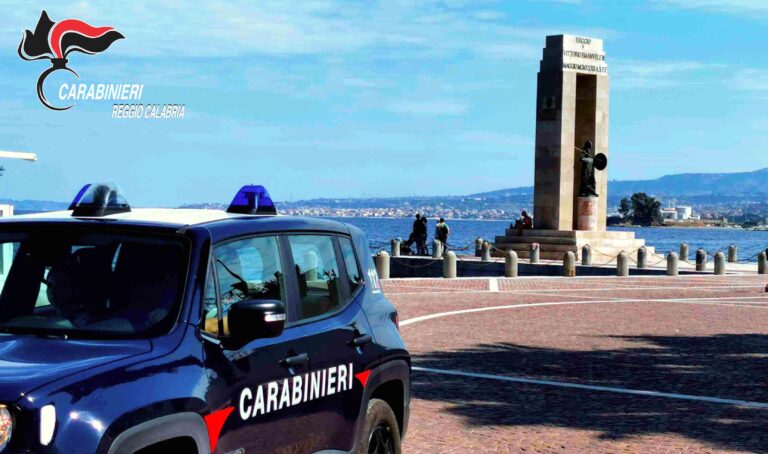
[{"xmin": 576, "ymin": 140, "xmax": 607, "ymax": 197}]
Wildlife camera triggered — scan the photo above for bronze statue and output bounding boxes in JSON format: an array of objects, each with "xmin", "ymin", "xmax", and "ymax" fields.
[{"xmin": 577, "ymin": 141, "xmax": 607, "ymax": 197}]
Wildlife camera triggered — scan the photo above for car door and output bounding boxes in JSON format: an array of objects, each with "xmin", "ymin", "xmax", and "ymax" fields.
[
  {"xmin": 202, "ymin": 235, "xmax": 314, "ymax": 454},
  {"xmin": 284, "ymin": 234, "xmax": 377, "ymax": 452}
]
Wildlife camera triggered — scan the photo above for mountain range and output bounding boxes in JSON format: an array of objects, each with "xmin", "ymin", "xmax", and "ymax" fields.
[{"xmin": 472, "ymin": 167, "xmax": 768, "ymax": 198}]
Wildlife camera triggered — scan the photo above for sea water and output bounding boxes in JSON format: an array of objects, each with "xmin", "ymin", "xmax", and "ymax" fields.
[{"xmin": 329, "ymin": 217, "xmax": 768, "ymax": 262}]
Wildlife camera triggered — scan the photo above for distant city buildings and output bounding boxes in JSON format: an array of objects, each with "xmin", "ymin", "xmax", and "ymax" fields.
[
  {"xmin": 279, "ymin": 205, "xmax": 516, "ymax": 220},
  {"xmin": 660, "ymin": 205, "xmax": 698, "ymax": 222},
  {"xmin": 177, "ymin": 195, "xmax": 768, "ymax": 227}
]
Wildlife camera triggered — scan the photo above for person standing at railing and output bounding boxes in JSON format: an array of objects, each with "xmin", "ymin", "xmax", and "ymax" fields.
[
  {"xmin": 406, "ymin": 213, "xmax": 428, "ymax": 256},
  {"xmin": 418, "ymin": 215, "xmax": 428, "ymax": 255},
  {"xmin": 435, "ymin": 218, "xmax": 450, "ymax": 251}
]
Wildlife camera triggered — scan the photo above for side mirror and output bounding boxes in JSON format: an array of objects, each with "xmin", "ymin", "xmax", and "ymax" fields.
[{"xmin": 226, "ymin": 299, "xmax": 286, "ymax": 348}]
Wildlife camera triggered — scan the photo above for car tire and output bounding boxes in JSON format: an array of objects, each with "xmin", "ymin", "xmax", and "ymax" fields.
[{"xmin": 355, "ymin": 398, "xmax": 402, "ymax": 454}]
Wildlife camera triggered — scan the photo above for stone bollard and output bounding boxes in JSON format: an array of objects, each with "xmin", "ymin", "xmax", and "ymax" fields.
[
  {"xmin": 475, "ymin": 238, "xmax": 483, "ymax": 257},
  {"xmin": 529, "ymin": 243, "xmax": 540, "ymax": 264},
  {"xmin": 563, "ymin": 251, "xmax": 576, "ymax": 277},
  {"xmin": 759, "ymin": 251, "xmax": 767, "ymax": 275},
  {"xmin": 667, "ymin": 252, "xmax": 679, "ymax": 276},
  {"xmin": 617, "ymin": 251, "xmax": 629, "ymax": 277},
  {"xmin": 696, "ymin": 249, "xmax": 707, "ymax": 272},
  {"xmin": 391, "ymin": 238, "xmax": 401, "ymax": 257},
  {"xmin": 714, "ymin": 252, "xmax": 726, "ymax": 275},
  {"xmin": 305, "ymin": 250, "xmax": 318, "ymax": 281},
  {"xmin": 637, "ymin": 246, "xmax": 647, "ymax": 269},
  {"xmin": 432, "ymin": 239, "xmax": 442, "ymax": 259},
  {"xmin": 505, "ymin": 250, "xmax": 518, "ymax": 278},
  {"xmin": 728, "ymin": 244, "xmax": 737, "ymax": 263},
  {"xmin": 680, "ymin": 243, "xmax": 689, "ymax": 262},
  {"xmin": 375, "ymin": 251, "xmax": 390, "ymax": 280},
  {"xmin": 582, "ymin": 245, "xmax": 592, "ymax": 266},
  {"xmin": 443, "ymin": 251, "xmax": 457, "ymax": 278},
  {"xmin": 481, "ymin": 241, "xmax": 492, "ymax": 262}
]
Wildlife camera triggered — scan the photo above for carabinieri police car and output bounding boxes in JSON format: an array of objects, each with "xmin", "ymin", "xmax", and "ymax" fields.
[{"xmin": 0, "ymin": 184, "xmax": 410, "ymax": 454}]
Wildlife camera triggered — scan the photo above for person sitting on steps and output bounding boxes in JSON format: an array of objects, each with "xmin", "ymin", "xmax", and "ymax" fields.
[{"xmin": 513, "ymin": 210, "xmax": 533, "ymax": 235}]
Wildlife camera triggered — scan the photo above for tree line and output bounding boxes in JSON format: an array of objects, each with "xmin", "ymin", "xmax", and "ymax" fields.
[{"xmin": 618, "ymin": 193, "xmax": 663, "ymax": 226}]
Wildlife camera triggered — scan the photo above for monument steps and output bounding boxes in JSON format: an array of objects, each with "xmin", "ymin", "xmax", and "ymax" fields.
[
  {"xmin": 494, "ymin": 235, "xmax": 644, "ymax": 247},
  {"xmin": 494, "ymin": 241, "xmax": 650, "ymax": 253},
  {"xmin": 493, "ymin": 245, "xmax": 657, "ymax": 262},
  {"xmin": 501, "ymin": 229, "xmax": 636, "ymax": 240}
]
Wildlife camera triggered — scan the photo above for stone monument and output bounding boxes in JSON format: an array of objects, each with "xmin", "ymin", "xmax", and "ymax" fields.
[{"xmin": 495, "ymin": 34, "xmax": 650, "ymax": 261}]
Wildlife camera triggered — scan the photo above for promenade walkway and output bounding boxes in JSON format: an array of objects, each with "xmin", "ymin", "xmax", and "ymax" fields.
[{"xmin": 386, "ymin": 274, "xmax": 768, "ymax": 453}]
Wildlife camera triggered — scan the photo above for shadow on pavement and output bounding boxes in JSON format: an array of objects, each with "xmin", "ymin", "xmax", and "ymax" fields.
[{"xmin": 412, "ymin": 334, "xmax": 768, "ymax": 452}]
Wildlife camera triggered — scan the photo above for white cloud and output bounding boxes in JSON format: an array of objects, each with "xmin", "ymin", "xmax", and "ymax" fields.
[
  {"xmin": 731, "ymin": 68, "xmax": 768, "ymax": 90},
  {"xmin": 388, "ymin": 99, "xmax": 468, "ymax": 116},
  {"xmin": 611, "ymin": 60, "xmax": 725, "ymax": 89}
]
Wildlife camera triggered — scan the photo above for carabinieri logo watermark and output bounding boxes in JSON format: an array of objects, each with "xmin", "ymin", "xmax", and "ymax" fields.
[{"xmin": 18, "ymin": 10, "xmax": 185, "ymax": 119}]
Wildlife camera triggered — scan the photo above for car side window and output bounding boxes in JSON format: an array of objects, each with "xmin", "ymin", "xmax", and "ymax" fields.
[
  {"xmin": 212, "ymin": 236, "xmax": 286, "ymax": 335},
  {"xmin": 339, "ymin": 237, "xmax": 363, "ymax": 295},
  {"xmin": 288, "ymin": 235, "xmax": 343, "ymax": 320}
]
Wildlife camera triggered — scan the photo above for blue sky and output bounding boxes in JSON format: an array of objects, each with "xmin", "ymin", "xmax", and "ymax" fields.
[{"xmin": 1, "ymin": 0, "xmax": 767, "ymax": 206}]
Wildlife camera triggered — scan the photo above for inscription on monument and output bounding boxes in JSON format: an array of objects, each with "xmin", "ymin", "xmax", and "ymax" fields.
[{"xmin": 561, "ymin": 36, "xmax": 608, "ymax": 75}]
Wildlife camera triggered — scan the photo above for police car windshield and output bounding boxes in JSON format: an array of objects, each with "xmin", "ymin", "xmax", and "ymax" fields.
[{"xmin": 0, "ymin": 228, "xmax": 189, "ymax": 339}]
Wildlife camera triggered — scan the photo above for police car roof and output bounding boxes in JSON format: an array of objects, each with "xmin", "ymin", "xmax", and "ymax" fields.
[{"xmin": 3, "ymin": 208, "xmax": 351, "ymax": 236}]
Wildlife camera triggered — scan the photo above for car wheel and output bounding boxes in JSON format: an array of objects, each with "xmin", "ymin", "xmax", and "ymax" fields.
[{"xmin": 356, "ymin": 398, "xmax": 401, "ymax": 454}]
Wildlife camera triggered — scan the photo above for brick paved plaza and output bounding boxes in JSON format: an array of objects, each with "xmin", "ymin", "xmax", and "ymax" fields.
[{"xmin": 384, "ymin": 275, "xmax": 768, "ymax": 453}]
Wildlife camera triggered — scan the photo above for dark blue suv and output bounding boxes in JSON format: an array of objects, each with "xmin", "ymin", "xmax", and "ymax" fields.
[{"xmin": 0, "ymin": 184, "xmax": 409, "ymax": 454}]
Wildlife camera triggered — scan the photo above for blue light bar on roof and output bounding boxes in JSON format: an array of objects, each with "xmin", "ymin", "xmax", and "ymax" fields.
[
  {"xmin": 70, "ymin": 182, "xmax": 131, "ymax": 217},
  {"xmin": 226, "ymin": 185, "xmax": 277, "ymax": 215}
]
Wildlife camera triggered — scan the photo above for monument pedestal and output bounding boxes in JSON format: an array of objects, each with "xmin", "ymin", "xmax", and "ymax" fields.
[
  {"xmin": 493, "ymin": 229, "xmax": 653, "ymax": 262},
  {"xmin": 576, "ymin": 196, "xmax": 598, "ymax": 231}
]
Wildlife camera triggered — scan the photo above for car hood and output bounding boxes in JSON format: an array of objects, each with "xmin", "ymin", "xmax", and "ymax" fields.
[{"xmin": 0, "ymin": 334, "xmax": 151, "ymax": 403}]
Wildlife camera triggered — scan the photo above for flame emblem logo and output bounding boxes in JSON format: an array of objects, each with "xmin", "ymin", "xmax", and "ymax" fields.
[{"xmin": 18, "ymin": 10, "xmax": 124, "ymax": 110}]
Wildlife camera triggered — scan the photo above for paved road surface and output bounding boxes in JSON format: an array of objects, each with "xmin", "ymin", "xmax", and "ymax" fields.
[{"xmin": 384, "ymin": 275, "xmax": 768, "ymax": 453}]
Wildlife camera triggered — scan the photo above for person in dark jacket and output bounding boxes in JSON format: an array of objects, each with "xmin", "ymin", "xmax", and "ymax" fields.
[
  {"xmin": 419, "ymin": 216, "xmax": 428, "ymax": 255},
  {"xmin": 406, "ymin": 214, "xmax": 427, "ymax": 255}
]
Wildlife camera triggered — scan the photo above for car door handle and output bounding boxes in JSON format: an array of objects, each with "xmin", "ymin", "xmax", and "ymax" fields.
[
  {"xmin": 281, "ymin": 353, "xmax": 309, "ymax": 368},
  {"xmin": 350, "ymin": 334, "xmax": 372, "ymax": 347}
]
